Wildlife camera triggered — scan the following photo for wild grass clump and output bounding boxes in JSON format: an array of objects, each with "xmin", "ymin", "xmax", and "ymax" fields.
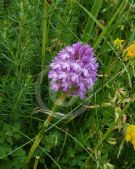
[{"xmin": 0, "ymin": 0, "xmax": 135, "ymax": 168}]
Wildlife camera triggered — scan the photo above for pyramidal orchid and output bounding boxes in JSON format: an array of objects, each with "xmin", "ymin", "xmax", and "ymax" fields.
[{"xmin": 48, "ymin": 42, "xmax": 99, "ymax": 99}]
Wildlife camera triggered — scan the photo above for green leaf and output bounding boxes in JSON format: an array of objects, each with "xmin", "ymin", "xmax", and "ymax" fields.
[{"xmin": 83, "ymin": 0, "xmax": 103, "ymax": 42}]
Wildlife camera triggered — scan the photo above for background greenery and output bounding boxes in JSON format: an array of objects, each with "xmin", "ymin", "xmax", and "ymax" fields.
[{"xmin": 0, "ymin": 0, "xmax": 135, "ymax": 168}]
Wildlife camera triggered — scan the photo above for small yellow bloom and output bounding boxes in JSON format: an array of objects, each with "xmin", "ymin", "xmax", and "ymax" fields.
[
  {"xmin": 125, "ymin": 124, "xmax": 135, "ymax": 150},
  {"xmin": 125, "ymin": 43, "xmax": 135, "ymax": 61},
  {"xmin": 113, "ymin": 38, "xmax": 124, "ymax": 48},
  {"xmin": 125, "ymin": 134, "xmax": 131, "ymax": 142}
]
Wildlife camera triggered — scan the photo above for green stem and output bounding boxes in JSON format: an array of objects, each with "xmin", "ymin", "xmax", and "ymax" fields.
[
  {"xmin": 41, "ymin": 0, "xmax": 48, "ymax": 69},
  {"xmin": 33, "ymin": 156, "xmax": 40, "ymax": 169},
  {"xmin": 27, "ymin": 93, "xmax": 65, "ymax": 163},
  {"xmin": 84, "ymin": 102, "xmax": 114, "ymax": 109}
]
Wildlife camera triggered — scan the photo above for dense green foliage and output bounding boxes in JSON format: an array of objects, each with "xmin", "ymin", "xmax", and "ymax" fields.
[{"xmin": 0, "ymin": 0, "xmax": 135, "ymax": 168}]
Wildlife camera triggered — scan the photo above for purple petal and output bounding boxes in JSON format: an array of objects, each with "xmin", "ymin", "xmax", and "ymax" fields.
[
  {"xmin": 58, "ymin": 72, "xmax": 68, "ymax": 79},
  {"xmin": 48, "ymin": 70, "xmax": 58, "ymax": 81},
  {"xmin": 50, "ymin": 82, "xmax": 59, "ymax": 92}
]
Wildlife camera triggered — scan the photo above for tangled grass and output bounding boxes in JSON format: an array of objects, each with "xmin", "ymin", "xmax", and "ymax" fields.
[{"xmin": 0, "ymin": 0, "xmax": 135, "ymax": 168}]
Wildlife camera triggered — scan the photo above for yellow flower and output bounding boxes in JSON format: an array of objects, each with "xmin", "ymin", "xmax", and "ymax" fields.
[
  {"xmin": 125, "ymin": 124, "xmax": 135, "ymax": 150},
  {"xmin": 125, "ymin": 43, "xmax": 135, "ymax": 61},
  {"xmin": 125, "ymin": 134, "xmax": 131, "ymax": 142},
  {"xmin": 113, "ymin": 38, "xmax": 124, "ymax": 48}
]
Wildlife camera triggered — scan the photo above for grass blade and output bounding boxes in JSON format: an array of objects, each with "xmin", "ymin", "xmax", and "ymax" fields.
[
  {"xmin": 83, "ymin": 0, "xmax": 103, "ymax": 42},
  {"xmin": 76, "ymin": 0, "xmax": 104, "ymax": 30},
  {"xmin": 94, "ymin": 0, "xmax": 128, "ymax": 49},
  {"xmin": 41, "ymin": 0, "xmax": 48, "ymax": 69}
]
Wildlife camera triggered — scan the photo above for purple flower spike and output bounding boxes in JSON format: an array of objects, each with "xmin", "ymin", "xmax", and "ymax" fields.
[{"xmin": 48, "ymin": 42, "xmax": 99, "ymax": 99}]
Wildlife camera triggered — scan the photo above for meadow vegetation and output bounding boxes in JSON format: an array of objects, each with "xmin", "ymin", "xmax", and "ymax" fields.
[{"xmin": 0, "ymin": 0, "xmax": 135, "ymax": 168}]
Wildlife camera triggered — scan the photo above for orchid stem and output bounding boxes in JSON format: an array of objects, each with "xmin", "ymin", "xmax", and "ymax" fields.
[{"xmin": 27, "ymin": 93, "xmax": 65, "ymax": 163}]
